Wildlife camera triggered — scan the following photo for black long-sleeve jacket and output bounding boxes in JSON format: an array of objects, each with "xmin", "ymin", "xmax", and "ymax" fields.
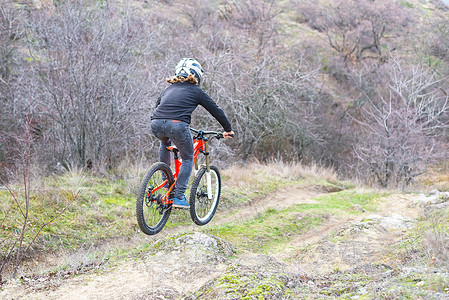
[{"xmin": 151, "ymin": 82, "xmax": 232, "ymax": 132}]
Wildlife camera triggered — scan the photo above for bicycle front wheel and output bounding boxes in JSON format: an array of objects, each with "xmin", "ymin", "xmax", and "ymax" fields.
[
  {"xmin": 189, "ymin": 165, "xmax": 221, "ymax": 226},
  {"xmin": 136, "ymin": 162, "xmax": 173, "ymax": 235}
]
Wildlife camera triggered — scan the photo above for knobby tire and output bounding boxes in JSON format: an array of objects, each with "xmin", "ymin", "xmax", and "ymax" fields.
[
  {"xmin": 189, "ymin": 165, "xmax": 221, "ymax": 226},
  {"xmin": 136, "ymin": 162, "xmax": 174, "ymax": 235}
]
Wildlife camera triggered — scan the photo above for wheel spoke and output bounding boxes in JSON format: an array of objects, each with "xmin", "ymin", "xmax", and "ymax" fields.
[
  {"xmin": 189, "ymin": 166, "xmax": 221, "ymax": 226},
  {"xmin": 136, "ymin": 163, "xmax": 173, "ymax": 235}
]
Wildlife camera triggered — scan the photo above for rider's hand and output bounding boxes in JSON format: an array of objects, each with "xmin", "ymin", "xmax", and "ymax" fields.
[{"xmin": 223, "ymin": 131, "xmax": 234, "ymax": 139}]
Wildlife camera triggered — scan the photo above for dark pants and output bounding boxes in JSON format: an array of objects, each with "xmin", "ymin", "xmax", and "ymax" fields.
[{"xmin": 150, "ymin": 119, "xmax": 193, "ymax": 198}]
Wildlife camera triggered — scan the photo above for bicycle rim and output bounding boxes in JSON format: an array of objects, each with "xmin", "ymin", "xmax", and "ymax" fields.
[
  {"xmin": 136, "ymin": 162, "xmax": 173, "ymax": 235},
  {"xmin": 189, "ymin": 166, "xmax": 221, "ymax": 225}
]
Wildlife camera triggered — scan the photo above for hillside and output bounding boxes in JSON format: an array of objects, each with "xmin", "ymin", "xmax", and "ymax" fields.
[
  {"xmin": 2, "ymin": 0, "xmax": 449, "ymax": 186},
  {"xmin": 1, "ymin": 163, "xmax": 448, "ymax": 299}
]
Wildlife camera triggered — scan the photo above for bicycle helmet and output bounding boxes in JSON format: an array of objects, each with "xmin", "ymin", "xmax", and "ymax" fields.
[{"xmin": 174, "ymin": 58, "xmax": 204, "ymax": 85}]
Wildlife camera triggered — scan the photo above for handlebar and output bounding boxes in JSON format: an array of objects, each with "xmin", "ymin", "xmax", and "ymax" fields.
[{"xmin": 190, "ymin": 128, "xmax": 234, "ymax": 140}]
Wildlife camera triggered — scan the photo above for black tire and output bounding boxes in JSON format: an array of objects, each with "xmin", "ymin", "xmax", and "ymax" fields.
[
  {"xmin": 189, "ymin": 165, "xmax": 221, "ymax": 226},
  {"xmin": 136, "ymin": 162, "xmax": 174, "ymax": 235}
]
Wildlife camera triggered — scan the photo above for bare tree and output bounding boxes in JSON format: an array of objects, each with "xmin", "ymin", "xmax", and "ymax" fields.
[
  {"xmin": 27, "ymin": 2, "xmax": 158, "ymax": 171},
  {"xmin": 0, "ymin": 101, "xmax": 76, "ymax": 278},
  {"xmin": 303, "ymin": 0, "xmax": 410, "ymax": 63},
  {"xmin": 177, "ymin": 0, "xmax": 216, "ymax": 31},
  {"xmin": 228, "ymin": 0, "xmax": 281, "ymax": 57},
  {"xmin": 195, "ymin": 40, "xmax": 320, "ymax": 162},
  {"xmin": 352, "ymin": 58, "xmax": 449, "ymax": 187},
  {"xmin": 0, "ymin": 1, "xmax": 26, "ymax": 180},
  {"xmin": 428, "ymin": 16, "xmax": 449, "ymax": 66}
]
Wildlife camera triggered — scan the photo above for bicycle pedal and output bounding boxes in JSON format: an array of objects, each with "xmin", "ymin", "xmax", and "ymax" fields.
[{"xmin": 172, "ymin": 205, "xmax": 190, "ymax": 210}]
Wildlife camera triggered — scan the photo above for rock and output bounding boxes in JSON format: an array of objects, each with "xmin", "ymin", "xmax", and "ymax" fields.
[
  {"xmin": 427, "ymin": 202, "xmax": 449, "ymax": 210},
  {"xmin": 143, "ymin": 232, "xmax": 237, "ymax": 296},
  {"xmin": 360, "ymin": 214, "xmax": 414, "ymax": 230},
  {"xmin": 413, "ymin": 191, "xmax": 449, "ymax": 206},
  {"xmin": 378, "ymin": 214, "xmax": 414, "ymax": 230},
  {"xmin": 152, "ymin": 232, "xmax": 236, "ymax": 262}
]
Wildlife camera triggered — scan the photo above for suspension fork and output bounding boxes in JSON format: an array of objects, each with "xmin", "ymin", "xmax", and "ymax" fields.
[
  {"xmin": 203, "ymin": 138, "xmax": 213, "ymax": 200},
  {"xmin": 194, "ymin": 153, "xmax": 200, "ymax": 175}
]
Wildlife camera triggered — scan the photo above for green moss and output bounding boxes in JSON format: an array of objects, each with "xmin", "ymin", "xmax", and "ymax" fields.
[
  {"xmin": 399, "ymin": 1, "xmax": 415, "ymax": 8},
  {"xmin": 205, "ymin": 206, "xmax": 324, "ymax": 253},
  {"xmin": 312, "ymin": 190, "xmax": 386, "ymax": 213},
  {"xmin": 244, "ymin": 284, "xmax": 272, "ymax": 299},
  {"xmin": 101, "ymin": 195, "xmax": 132, "ymax": 207},
  {"xmin": 211, "ymin": 272, "xmax": 290, "ymax": 299},
  {"xmin": 219, "ymin": 273, "xmax": 241, "ymax": 285}
]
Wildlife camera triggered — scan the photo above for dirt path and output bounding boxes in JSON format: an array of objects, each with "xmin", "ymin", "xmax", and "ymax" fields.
[
  {"xmin": 0, "ymin": 188, "xmax": 423, "ymax": 299},
  {"xmin": 210, "ymin": 186, "xmax": 321, "ymax": 225},
  {"xmin": 285, "ymin": 194, "xmax": 420, "ymax": 275}
]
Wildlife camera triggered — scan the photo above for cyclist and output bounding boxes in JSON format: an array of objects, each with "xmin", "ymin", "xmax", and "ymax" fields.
[{"xmin": 151, "ymin": 58, "xmax": 234, "ymax": 209}]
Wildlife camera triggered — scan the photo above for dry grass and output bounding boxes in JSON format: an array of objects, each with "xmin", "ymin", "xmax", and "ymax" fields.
[
  {"xmin": 56, "ymin": 165, "xmax": 87, "ymax": 191},
  {"xmin": 423, "ymin": 206, "xmax": 449, "ymax": 266},
  {"xmin": 115, "ymin": 158, "xmax": 149, "ymax": 195},
  {"xmin": 218, "ymin": 160, "xmax": 347, "ymax": 209},
  {"xmin": 223, "ymin": 160, "xmax": 339, "ymax": 186},
  {"xmin": 415, "ymin": 162, "xmax": 449, "ymax": 192}
]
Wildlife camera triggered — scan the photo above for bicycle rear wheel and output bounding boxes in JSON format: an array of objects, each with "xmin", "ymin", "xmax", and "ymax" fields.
[
  {"xmin": 189, "ymin": 165, "xmax": 221, "ymax": 226},
  {"xmin": 136, "ymin": 162, "xmax": 174, "ymax": 235}
]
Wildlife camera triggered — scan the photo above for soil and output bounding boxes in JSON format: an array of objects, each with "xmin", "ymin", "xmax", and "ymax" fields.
[{"xmin": 0, "ymin": 188, "xmax": 436, "ymax": 299}]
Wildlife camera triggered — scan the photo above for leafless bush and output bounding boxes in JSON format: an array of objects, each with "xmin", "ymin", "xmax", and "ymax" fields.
[
  {"xmin": 300, "ymin": 0, "xmax": 410, "ymax": 62},
  {"xmin": 424, "ymin": 206, "xmax": 449, "ymax": 266},
  {"xmin": 176, "ymin": 0, "xmax": 216, "ymax": 31},
  {"xmin": 0, "ymin": 0, "xmax": 447, "ymax": 185},
  {"xmin": 352, "ymin": 58, "xmax": 449, "ymax": 187},
  {"xmin": 26, "ymin": 2, "xmax": 161, "ymax": 171},
  {"xmin": 166, "ymin": 1, "xmax": 322, "ymax": 163},
  {"xmin": 229, "ymin": 0, "xmax": 281, "ymax": 56},
  {"xmin": 0, "ymin": 108, "xmax": 77, "ymax": 278},
  {"xmin": 196, "ymin": 46, "xmax": 321, "ymax": 162},
  {"xmin": 429, "ymin": 17, "xmax": 449, "ymax": 63},
  {"xmin": 0, "ymin": 1, "xmax": 27, "ymax": 181},
  {"xmin": 0, "ymin": 1, "xmax": 23, "ymax": 81}
]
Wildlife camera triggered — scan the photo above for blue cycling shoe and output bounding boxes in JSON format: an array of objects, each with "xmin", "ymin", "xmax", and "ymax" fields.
[{"xmin": 172, "ymin": 195, "xmax": 190, "ymax": 209}]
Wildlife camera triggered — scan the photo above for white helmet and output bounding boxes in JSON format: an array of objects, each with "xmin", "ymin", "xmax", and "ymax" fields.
[{"xmin": 174, "ymin": 58, "xmax": 204, "ymax": 84}]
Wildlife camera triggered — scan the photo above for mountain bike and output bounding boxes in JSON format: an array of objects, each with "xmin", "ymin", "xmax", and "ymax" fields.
[{"xmin": 136, "ymin": 128, "xmax": 227, "ymax": 235}]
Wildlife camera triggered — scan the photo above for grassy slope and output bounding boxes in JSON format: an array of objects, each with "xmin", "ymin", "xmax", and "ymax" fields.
[
  {"xmin": 0, "ymin": 0, "xmax": 441, "ymax": 253},
  {"xmin": 0, "ymin": 162, "xmax": 342, "ymax": 255},
  {"xmin": 1, "ymin": 162, "xmax": 448, "ymax": 298},
  {"xmin": 205, "ymin": 189, "xmax": 385, "ymax": 254}
]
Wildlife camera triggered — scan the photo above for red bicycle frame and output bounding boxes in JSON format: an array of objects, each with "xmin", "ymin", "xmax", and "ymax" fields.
[{"xmin": 151, "ymin": 135, "xmax": 207, "ymax": 205}]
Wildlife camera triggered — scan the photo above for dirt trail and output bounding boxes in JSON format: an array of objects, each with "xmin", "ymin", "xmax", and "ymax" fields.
[
  {"xmin": 280, "ymin": 193, "xmax": 421, "ymax": 276},
  {"xmin": 211, "ymin": 186, "xmax": 321, "ymax": 225},
  {"xmin": 1, "ymin": 188, "xmax": 423, "ymax": 299}
]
